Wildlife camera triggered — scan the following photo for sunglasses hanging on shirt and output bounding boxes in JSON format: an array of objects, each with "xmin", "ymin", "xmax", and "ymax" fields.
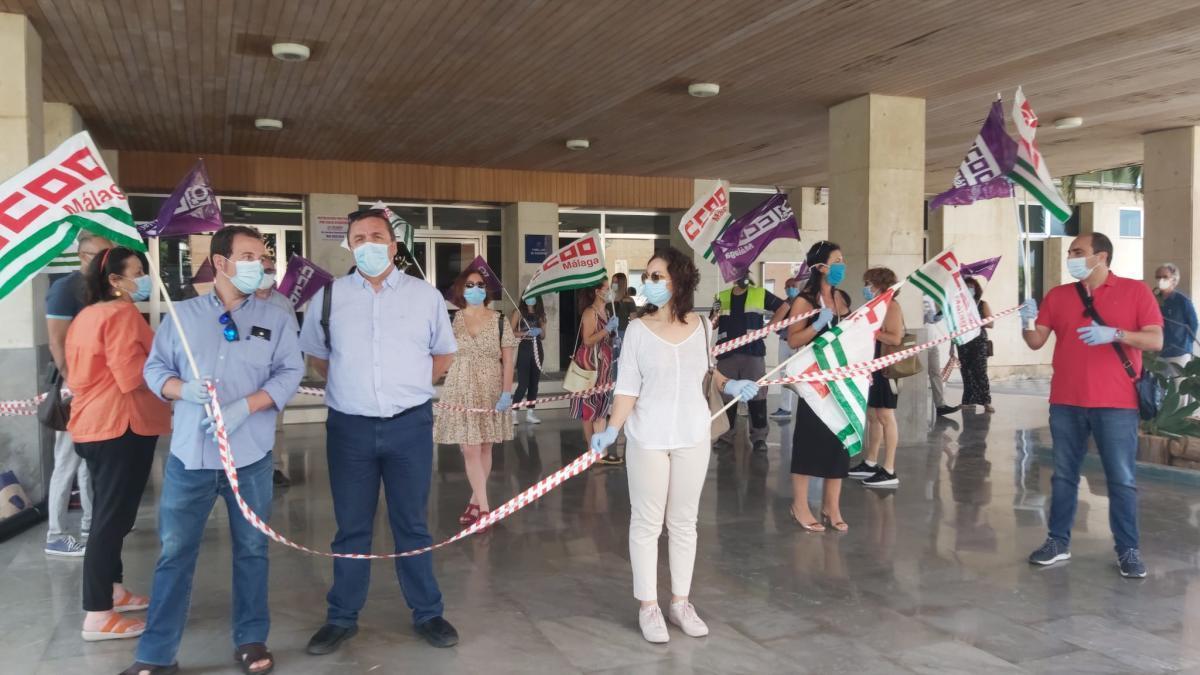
[{"xmin": 219, "ymin": 311, "xmax": 240, "ymax": 342}]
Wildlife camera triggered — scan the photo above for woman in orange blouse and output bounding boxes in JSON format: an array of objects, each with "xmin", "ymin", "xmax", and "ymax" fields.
[{"xmin": 66, "ymin": 246, "xmax": 171, "ymax": 642}]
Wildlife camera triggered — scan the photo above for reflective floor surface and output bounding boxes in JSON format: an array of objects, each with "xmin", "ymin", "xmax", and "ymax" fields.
[{"xmin": 5, "ymin": 385, "xmax": 1200, "ymax": 674}]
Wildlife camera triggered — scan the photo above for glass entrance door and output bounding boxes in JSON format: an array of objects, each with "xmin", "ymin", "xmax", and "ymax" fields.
[{"xmin": 413, "ymin": 232, "xmax": 485, "ymax": 303}]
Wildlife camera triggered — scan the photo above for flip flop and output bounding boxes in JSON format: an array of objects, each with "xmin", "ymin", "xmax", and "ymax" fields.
[
  {"xmin": 81, "ymin": 612, "xmax": 145, "ymax": 641},
  {"xmin": 235, "ymin": 642, "xmax": 275, "ymax": 675}
]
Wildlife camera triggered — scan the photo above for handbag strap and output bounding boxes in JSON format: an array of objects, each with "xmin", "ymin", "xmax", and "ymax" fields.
[
  {"xmin": 1074, "ymin": 282, "xmax": 1137, "ymax": 379},
  {"xmin": 701, "ymin": 316, "xmax": 717, "ymax": 370}
]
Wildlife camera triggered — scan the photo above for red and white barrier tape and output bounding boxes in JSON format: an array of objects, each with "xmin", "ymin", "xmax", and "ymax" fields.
[
  {"xmin": 0, "ymin": 390, "xmax": 63, "ymax": 416},
  {"xmin": 710, "ymin": 308, "xmax": 819, "ymax": 357},
  {"xmin": 208, "ymin": 381, "xmax": 598, "ymax": 559},
  {"xmin": 297, "ymin": 383, "xmax": 616, "ymax": 415}
]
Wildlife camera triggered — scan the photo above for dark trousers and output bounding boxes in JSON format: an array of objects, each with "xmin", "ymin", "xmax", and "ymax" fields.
[
  {"xmin": 74, "ymin": 428, "xmax": 156, "ymax": 612},
  {"xmin": 513, "ymin": 340, "xmax": 543, "ymax": 406},
  {"xmin": 325, "ymin": 403, "xmax": 444, "ymax": 627}
]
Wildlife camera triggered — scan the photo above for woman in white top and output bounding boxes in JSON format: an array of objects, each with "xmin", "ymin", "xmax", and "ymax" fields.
[{"xmin": 590, "ymin": 247, "xmax": 760, "ymax": 644}]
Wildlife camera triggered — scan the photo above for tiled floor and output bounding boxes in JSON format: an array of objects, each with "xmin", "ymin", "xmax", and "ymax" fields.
[{"xmin": 4, "ymin": 385, "xmax": 1200, "ymax": 674}]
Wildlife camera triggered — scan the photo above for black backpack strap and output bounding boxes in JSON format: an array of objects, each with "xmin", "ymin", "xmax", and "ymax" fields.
[
  {"xmin": 1074, "ymin": 282, "xmax": 1136, "ymax": 379},
  {"xmin": 320, "ymin": 282, "xmax": 333, "ymax": 351}
]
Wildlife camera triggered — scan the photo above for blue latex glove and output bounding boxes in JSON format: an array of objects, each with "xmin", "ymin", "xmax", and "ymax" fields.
[
  {"xmin": 527, "ymin": 327, "xmax": 542, "ymax": 338},
  {"xmin": 179, "ymin": 377, "xmax": 212, "ymax": 405},
  {"xmin": 605, "ymin": 315, "xmax": 619, "ymax": 333},
  {"xmin": 811, "ymin": 307, "xmax": 834, "ymax": 332},
  {"xmin": 1019, "ymin": 298, "xmax": 1038, "ymax": 323},
  {"xmin": 203, "ymin": 398, "xmax": 251, "ymax": 439},
  {"xmin": 590, "ymin": 426, "xmax": 619, "ymax": 455},
  {"xmin": 724, "ymin": 378, "xmax": 760, "ymax": 402},
  {"xmin": 495, "ymin": 391, "xmax": 513, "ymax": 412},
  {"xmin": 923, "ymin": 308, "xmax": 940, "ymax": 324},
  {"xmin": 1077, "ymin": 321, "xmax": 1118, "ymax": 346}
]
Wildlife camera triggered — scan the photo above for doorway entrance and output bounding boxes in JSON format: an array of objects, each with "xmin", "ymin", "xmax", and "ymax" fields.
[{"xmin": 412, "ymin": 231, "xmax": 486, "ymax": 300}]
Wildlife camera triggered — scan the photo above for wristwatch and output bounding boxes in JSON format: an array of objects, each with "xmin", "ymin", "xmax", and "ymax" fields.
[{"xmin": 1114, "ymin": 328, "xmax": 1126, "ymax": 343}]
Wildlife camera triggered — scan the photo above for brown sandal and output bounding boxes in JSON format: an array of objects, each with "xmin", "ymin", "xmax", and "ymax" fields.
[{"xmin": 235, "ymin": 642, "xmax": 275, "ymax": 675}]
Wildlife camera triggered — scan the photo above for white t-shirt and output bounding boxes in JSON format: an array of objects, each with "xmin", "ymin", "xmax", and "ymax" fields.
[{"xmin": 614, "ymin": 318, "xmax": 711, "ymax": 450}]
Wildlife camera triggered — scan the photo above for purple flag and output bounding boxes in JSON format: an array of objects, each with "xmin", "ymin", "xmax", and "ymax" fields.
[
  {"xmin": 960, "ymin": 255, "xmax": 1001, "ymax": 282},
  {"xmin": 467, "ymin": 255, "xmax": 503, "ymax": 295},
  {"xmin": 190, "ymin": 256, "xmax": 215, "ymax": 284},
  {"xmin": 710, "ymin": 193, "xmax": 800, "ymax": 283},
  {"xmin": 930, "ymin": 100, "xmax": 1018, "ymax": 211},
  {"xmin": 138, "ymin": 160, "xmax": 223, "ymax": 237},
  {"xmin": 277, "ymin": 254, "xmax": 333, "ymax": 309}
]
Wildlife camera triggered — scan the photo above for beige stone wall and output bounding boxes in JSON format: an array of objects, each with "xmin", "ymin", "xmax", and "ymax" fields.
[
  {"xmin": 502, "ymin": 202, "xmax": 561, "ymax": 371},
  {"xmin": 1144, "ymin": 127, "xmax": 1199, "ymax": 299},
  {"xmin": 304, "ymin": 193, "xmax": 357, "ymax": 278}
]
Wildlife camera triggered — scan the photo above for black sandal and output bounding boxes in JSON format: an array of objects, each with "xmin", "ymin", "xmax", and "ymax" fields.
[
  {"xmin": 234, "ymin": 643, "xmax": 275, "ymax": 675},
  {"xmin": 120, "ymin": 663, "xmax": 179, "ymax": 675}
]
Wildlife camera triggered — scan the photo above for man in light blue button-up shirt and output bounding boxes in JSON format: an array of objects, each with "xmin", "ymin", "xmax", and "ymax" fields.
[
  {"xmin": 131, "ymin": 226, "xmax": 303, "ymax": 675},
  {"xmin": 297, "ymin": 209, "xmax": 460, "ymax": 656}
]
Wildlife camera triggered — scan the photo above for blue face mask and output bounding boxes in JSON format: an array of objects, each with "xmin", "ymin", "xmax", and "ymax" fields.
[
  {"xmin": 126, "ymin": 274, "xmax": 152, "ymax": 301},
  {"xmin": 643, "ymin": 279, "xmax": 672, "ymax": 306},
  {"xmin": 525, "ymin": 297, "xmax": 537, "ymax": 307},
  {"xmin": 1066, "ymin": 255, "xmax": 1095, "ymax": 281},
  {"xmin": 825, "ymin": 262, "xmax": 846, "ymax": 287},
  {"xmin": 222, "ymin": 259, "xmax": 264, "ymax": 295},
  {"xmin": 464, "ymin": 287, "xmax": 487, "ymax": 306},
  {"xmin": 862, "ymin": 285, "xmax": 875, "ymax": 301},
  {"xmin": 786, "ymin": 287, "xmax": 800, "ymax": 299},
  {"xmin": 354, "ymin": 242, "xmax": 392, "ymax": 278}
]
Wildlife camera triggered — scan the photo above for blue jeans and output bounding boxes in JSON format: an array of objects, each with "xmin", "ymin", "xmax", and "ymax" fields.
[
  {"xmin": 1047, "ymin": 404, "xmax": 1140, "ymax": 554},
  {"xmin": 136, "ymin": 453, "xmax": 274, "ymax": 666},
  {"xmin": 325, "ymin": 403, "xmax": 444, "ymax": 627}
]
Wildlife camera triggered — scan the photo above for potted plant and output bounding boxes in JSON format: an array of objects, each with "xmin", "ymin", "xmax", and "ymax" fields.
[{"xmin": 1139, "ymin": 352, "xmax": 1200, "ymax": 466}]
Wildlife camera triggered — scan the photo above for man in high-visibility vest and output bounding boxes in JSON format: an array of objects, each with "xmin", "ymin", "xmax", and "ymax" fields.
[{"xmin": 711, "ymin": 275, "xmax": 789, "ymax": 453}]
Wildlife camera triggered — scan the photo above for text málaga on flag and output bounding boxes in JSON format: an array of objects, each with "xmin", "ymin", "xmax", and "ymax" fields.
[
  {"xmin": 0, "ymin": 131, "xmax": 142, "ymax": 299},
  {"xmin": 909, "ymin": 249, "xmax": 982, "ymax": 345},
  {"xmin": 522, "ymin": 231, "xmax": 607, "ymax": 300},
  {"xmin": 783, "ymin": 288, "xmax": 895, "ymax": 456},
  {"xmin": 677, "ymin": 183, "xmax": 732, "ymax": 263}
]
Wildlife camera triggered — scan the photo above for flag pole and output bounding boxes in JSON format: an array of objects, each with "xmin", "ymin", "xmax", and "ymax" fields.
[
  {"xmin": 1013, "ymin": 186, "xmax": 1034, "ymax": 330},
  {"xmin": 145, "ymin": 249, "xmax": 204, "ymax": 381}
]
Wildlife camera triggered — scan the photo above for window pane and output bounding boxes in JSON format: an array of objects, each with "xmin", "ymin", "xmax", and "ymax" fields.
[
  {"xmin": 1119, "ymin": 209, "xmax": 1143, "ymax": 237},
  {"xmin": 1018, "ymin": 204, "xmax": 1046, "ymax": 235},
  {"xmin": 158, "ymin": 234, "xmax": 213, "ymax": 301},
  {"xmin": 433, "ymin": 206, "xmax": 501, "ymax": 231},
  {"xmin": 283, "ymin": 230, "xmax": 304, "ymax": 260},
  {"xmin": 1050, "ymin": 206, "xmax": 1080, "ymax": 237},
  {"xmin": 605, "ymin": 213, "xmax": 670, "ymax": 235},
  {"xmin": 221, "ymin": 198, "xmax": 304, "ymax": 226},
  {"xmin": 730, "ymin": 191, "xmax": 785, "ymax": 220},
  {"xmin": 559, "ymin": 211, "xmax": 601, "ymax": 232},
  {"xmin": 487, "ymin": 235, "xmax": 502, "ymax": 301},
  {"xmin": 362, "ymin": 203, "xmax": 429, "ymax": 230},
  {"xmin": 129, "ymin": 194, "xmax": 166, "ymax": 222},
  {"xmin": 1018, "ymin": 239, "xmax": 1045, "ymax": 303}
]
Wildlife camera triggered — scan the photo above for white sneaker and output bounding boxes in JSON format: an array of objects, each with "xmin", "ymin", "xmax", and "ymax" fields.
[
  {"xmin": 668, "ymin": 601, "xmax": 709, "ymax": 637},
  {"xmin": 638, "ymin": 605, "xmax": 670, "ymax": 643},
  {"xmin": 526, "ymin": 411, "xmax": 542, "ymax": 424}
]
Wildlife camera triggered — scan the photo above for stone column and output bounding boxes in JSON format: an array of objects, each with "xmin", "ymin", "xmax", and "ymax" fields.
[
  {"xmin": 828, "ymin": 94, "xmax": 926, "ymax": 321},
  {"xmin": 1143, "ymin": 127, "xmax": 1199, "ymax": 296},
  {"xmin": 0, "ymin": 13, "xmax": 50, "ymax": 505},
  {"xmin": 502, "ymin": 202, "xmax": 561, "ymax": 372}
]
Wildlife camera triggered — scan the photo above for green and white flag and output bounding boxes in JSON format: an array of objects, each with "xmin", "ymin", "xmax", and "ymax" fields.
[
  {"xmin": 783, "ymin": 289, "xmax": 894, "ymax": 456},
  {"xmin": 42, "ymin": 245, "xmax": 80, "ymax": 274},
  {"xmin": 1009, "ymin": 86, "xmax": 1070, "ymax": 222},
  {"xmin": 909, "ymin": 249, "xmax": 982, "ymax": 346},
  {"xmin": 0, "ymin": 131, "xmax": 142, "ymax": 299},
  {"xmin": 522, "ymin": 231, "xmax": 606, "ymax": 299},
  {"xmin": 677, "ymin": 183, "xmax": 732, "ymax": 262}
]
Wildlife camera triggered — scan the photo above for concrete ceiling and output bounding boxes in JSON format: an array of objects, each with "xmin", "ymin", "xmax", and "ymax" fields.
[{"xmin": 7, "ymin": 0, "xmax": 1200, "ymax": 190}]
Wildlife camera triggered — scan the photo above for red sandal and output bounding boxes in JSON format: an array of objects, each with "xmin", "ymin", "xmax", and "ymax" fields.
[{"xmin": 459, "ymin": 503, "xmax": 480, "ymax": 525}]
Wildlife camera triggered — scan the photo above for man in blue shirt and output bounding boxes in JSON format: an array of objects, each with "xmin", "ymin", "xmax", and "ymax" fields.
[
  {"xmin": 299, "ymin": 208, "xmax": 459, "ymax": 656},
  {"xmin": 1154, "ymin": 263, "xmax": 1198, "ymax": 371},
  {"xmin": 130, "ymin": 226, "xmax": 303, "ymax": 675},
  {"xmin": 43, "ymin": 231, "xmax": 111, "ymax": 557}
]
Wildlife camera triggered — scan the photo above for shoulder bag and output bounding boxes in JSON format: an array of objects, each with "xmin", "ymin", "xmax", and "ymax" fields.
[
  {"xmin": 881, "ymin": 310, "xmax": 922, "ymax": 379},
  {"xmin": 702, "ymin": 318, "xmax": 732, "ymax": 437},
  {"xmin": 37, "ymin": 368, "xmax": 70, "ymax": 431},
  {"xmin": 1074, "ymin": 283, "xmax": 1158, "ymax": 420},
  {"xmin": 563, "ymin": 315, "xmax": 599, "ymax": 393}
]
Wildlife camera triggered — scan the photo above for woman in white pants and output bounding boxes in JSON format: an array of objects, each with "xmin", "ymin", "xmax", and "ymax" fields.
[{"xmin": 591, "ymin": 247, "xmax": 759, "ymax": 644}]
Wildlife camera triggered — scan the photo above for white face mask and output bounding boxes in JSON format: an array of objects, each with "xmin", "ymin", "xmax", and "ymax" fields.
[
  {"xmin": 258, "ymin": 271, "xmax": 277, "ymax": 291},
  {"xmin": 1159, "ymin": 278, "xmax": 1174, "ymax": 291}
]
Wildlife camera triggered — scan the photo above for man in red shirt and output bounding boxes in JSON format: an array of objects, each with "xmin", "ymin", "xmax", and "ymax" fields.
[{"xmin": 1020, "ymin": 232, "xmax": 1162, "ymax": 578}]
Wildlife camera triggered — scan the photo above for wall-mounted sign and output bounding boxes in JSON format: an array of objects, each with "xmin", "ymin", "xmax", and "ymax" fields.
[
  {"xmin": 525, "ymin": 234, "xmax": 552, "ymax": 263},
  {"xmin": 317, "ymin": 215, "xmax": 348, "ymax": 242}
]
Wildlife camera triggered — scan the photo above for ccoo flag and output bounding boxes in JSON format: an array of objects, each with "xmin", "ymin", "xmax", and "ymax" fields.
[
  {"xmin": 138, "ymin": 159, "xmax": 223, "ymax": 238},
  {"xmin": 960, "ymin": 255, "xmax": 1001, "ymax": 285},
  {"xmin": 710, "ymin": 192, "xmax": 800, "ymax": 283},
  {"xmin": 677, "ymin": 183, "xmax": 733, "ymax": 263},
  {"xmin": 783, "ymin": 289, "xmax": 895, "ymax": 456},
  {"xmin": 522, "ymin": 231, "xmax": 607, "ymax": 300},
  {"xmin": 909, "ymin": 249, "xmax": 983, "ymax": 345},
  {"xmin": 0, "ymin": 131, "xmax": 143, "ymax": 299},
  {"xmin": 930, "ymin": 99, "xmax": 1018, "ymax": 211},
  {"xmin": 1008, "ymin": 87, "xmax": 1071, "ymax": 222}
]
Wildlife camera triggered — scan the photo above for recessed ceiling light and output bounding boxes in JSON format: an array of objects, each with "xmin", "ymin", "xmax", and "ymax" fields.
[
  {"xmin": 1053, "ymin": 116, "xmax": 1083, "ymax": 130},
  {"xmin": 566, "ymin": 138, "xmax": 590, "ymax": 150},
  {"xmin": 688, "ymin": 82, "xmax": 720, "ymax": 98},
  {"xmin": 271, "ymin": 42, "xmax": 310, "ymax": 62},
  {"xmin": 255, "ymin": 118, "xmax": 283, "ymax": 131}
]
